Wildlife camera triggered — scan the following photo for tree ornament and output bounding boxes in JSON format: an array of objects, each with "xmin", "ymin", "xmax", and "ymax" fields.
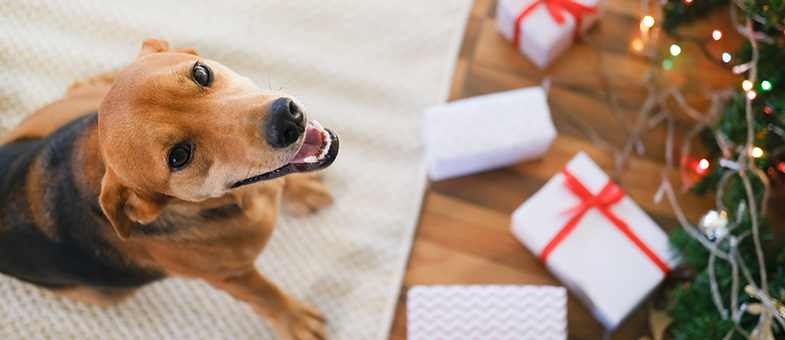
[{"xmin": 698, "ymin": 210, "xmax": 728, "ymax": 240}]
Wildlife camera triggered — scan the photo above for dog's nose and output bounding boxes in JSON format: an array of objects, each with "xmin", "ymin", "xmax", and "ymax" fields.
[{"xmin": 265, "ymin": 97, "xmax": 305, "ymax": 148}]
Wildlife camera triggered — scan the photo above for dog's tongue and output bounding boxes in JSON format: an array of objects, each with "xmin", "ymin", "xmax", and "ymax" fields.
[{"xmin": 290, "ymin": 125, "xmax": 324, "ymax": 164}]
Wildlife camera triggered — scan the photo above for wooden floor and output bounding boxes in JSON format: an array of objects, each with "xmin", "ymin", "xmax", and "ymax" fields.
[{"xmin": 387, "ymin": 0, "xmax": 753, "ymax": 339}]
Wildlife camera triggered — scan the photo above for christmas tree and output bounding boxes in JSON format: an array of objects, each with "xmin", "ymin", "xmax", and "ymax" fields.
[{"xmin": 654, "ymin": 0, "xmax": 785, "ymax": 338}]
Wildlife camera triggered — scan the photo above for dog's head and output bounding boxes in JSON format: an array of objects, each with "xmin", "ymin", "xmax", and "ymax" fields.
[{"xmin": 98, "ymin": 39, "xmax": 338, "ymax": 239}]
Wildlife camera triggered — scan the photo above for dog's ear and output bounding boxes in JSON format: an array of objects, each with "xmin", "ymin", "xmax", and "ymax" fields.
[
  {"xmin": 137, "ymin": 39, "xmax": 170, "ymax": 58},
  {"xmin": 99, "ymin": 169, "xmax": 170, "ymax": 240},
  {"xmin": 137, "ymin": 39, "xmax": 199, "ymax": 58}
]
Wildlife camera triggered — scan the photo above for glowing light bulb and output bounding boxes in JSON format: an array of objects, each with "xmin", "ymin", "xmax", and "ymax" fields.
[
  {"xmin": 712, "ymin": 30, "xmax": 722, "ymax": 41},
  {"xmin": 778, "ymin": 162, "xmax": 785, "ymax": 172},
  {"xmin": 747, "ymin": 90, "xmax": 757, "ymax": 100},
  {"xmin": 696, "ymin": 158, "xmax": 710, "ymax": 174},
  {"xmin": 720, "ymin": 210, "xmax": 727, "ymax": 219},
  {"xmin": 752, "ymin": 147, "xmax": 763, "ymax": 158},
  {"xmin": 722, "ymin": 53, "xmax": 731, "ymax": 63},
  {"xmin": 765, "ymin": 106, "xmax": 773, "ymax": 114},
  {"xmin": 742, "ymin": 80, "xmax": 753, "ymax": 91},
  {"xmin": 670, "ymin": 44, "xmax": 681, "ymax": 56},
  {"xmin": 685, "ymin": 0, "xmax": 693, "ymax": 3},
  {"xmin": 632, "ymin": 39, "xmax": 644, "ymax": 51},
  {"xmin": 642, "ymin": 16, "xmax": 655, "ymax": 28},
  {"xmin": 762, "ymin": 80, "xmax": 772, "ymax": 91},
  {"xmin": 663, "ymin": 59, "xmax": 673, "ymax": 70}
]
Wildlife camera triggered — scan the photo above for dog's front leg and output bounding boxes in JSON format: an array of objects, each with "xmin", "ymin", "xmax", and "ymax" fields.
[
  {"xmin": 282, "ymin": 173, "xmax": 333, "ymax": 215},
  {"xmin": 205, "ymin": 268, "xmax": 326, "ymax": 340}
]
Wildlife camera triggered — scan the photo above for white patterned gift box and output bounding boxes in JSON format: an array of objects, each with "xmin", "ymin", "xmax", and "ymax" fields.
[
  {"xmin": 422, "ymin": 87, "xmax": 556, "ymax": 181},
  {"xmin": 407, "ymin": 285, "xmax": 568, "ymax": 340},
  {"xmin": 511, "ymin": 152, "xmax": 677, "ymax": 330},
  {"xmin": 496, "ymin": 0, "xmax": 606, "ymax": 69}
]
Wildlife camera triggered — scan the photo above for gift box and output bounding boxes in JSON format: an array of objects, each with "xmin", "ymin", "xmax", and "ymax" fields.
[
  {"xmin": 422, "ymin": 87, "xmax": 556, "ymax": 181},
  {"xmin": 407, "ymin": 285, "xmax": 568, "ymax": 340},
  {"xmin": 496, "ymin": 0, "xmax": 606, "ymax": 69},
  {"xmin": 510, "ymin": 152, "xmax": 676, "ymax": 330}
]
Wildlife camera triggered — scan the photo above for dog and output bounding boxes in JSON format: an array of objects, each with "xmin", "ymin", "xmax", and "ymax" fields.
[{"xmin": 0, "ymin": 39, "xmax": 338, "ymax": 340}]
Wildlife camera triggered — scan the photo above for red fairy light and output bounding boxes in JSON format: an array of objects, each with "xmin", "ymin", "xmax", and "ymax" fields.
[
  {"xmin": 778, "ymin": 162, "xmax": 785, "ymax": 173},
  {"xmin": 765, "ymin": 106, "xmax": 772, "ymax": 114},
  {"xmin": 696, "ymin": 158, "xmax": 709, "ymax": 174}
]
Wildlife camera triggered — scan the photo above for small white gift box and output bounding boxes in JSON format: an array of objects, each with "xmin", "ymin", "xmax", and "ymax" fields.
[
  {"xmin": 496, "ymin": 0, "xmax": 606, "ymax": 69},
  {"xmin": 407, "ymin": 285, "xmax": 568, "ymax": 340},
  {"xmin": 422, "ymin": 87, "xmax": 556, "ymax": 181},
  {"xmin": 510, "ymin": 152, "xmax": 676, "ymax": 330}
]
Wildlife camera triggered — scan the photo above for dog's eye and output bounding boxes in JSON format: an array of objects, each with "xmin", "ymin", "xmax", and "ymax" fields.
[
  {"xmin": 168, "ymin": 144, "xmax": 192, "ymax": 170},
  {"xmin": 192, "ymin": 63, "xmax": 213, "ymax": 87}
]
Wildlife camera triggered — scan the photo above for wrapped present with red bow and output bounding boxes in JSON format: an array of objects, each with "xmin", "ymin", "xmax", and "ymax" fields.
[
  {"xmin": 510, "ymin": 152, "xmax": 676, "ymax": 330},
  {"xmin": 496, "ymin": 0, "xmax": 606, "ymax": 69}
]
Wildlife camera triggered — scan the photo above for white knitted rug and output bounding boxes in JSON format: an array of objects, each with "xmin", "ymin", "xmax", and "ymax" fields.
[{"xmin": 0, "ymin": 1, "xmax": 470, "ymax": 339}]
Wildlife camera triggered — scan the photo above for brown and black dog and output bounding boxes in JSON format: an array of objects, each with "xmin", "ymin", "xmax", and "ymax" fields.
[{"xmin": 0, "ymin": 39, "xmax": 338, "ymax": 340}]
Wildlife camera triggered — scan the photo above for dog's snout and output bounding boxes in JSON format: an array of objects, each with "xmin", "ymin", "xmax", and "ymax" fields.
[{"xmin": 265, "ymin": 97, "xmax": 305, "ymax": 148}]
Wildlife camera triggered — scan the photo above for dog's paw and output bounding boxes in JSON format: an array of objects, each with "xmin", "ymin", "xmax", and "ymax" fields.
[
  {"xmin": 272, "ymin": 297, "xmax": 327, "ymax": 340},
  {"xmin": 283, "ymin": 173, "xmax": 333, "ymax": 215}
]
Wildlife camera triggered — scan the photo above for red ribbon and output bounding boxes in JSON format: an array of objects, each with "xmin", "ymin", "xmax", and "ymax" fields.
[
  {"xmin": 539, "ymin": 169, "xmax": 670, "ymax": 275},
  {"xmin": 512, "ymin": 0, "xmax": 598, "ymax": 47}
]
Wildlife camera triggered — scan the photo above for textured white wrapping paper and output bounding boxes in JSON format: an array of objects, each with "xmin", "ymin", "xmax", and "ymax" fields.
[
  {"xmin": 407, "ymin": 285, "xmax": 567, "ymax": 340},
  {"xmin": 510, "ymin": 152, "xmax": 676, "ymax": 329},
  {"xmin": 422, "ymin": 87, "xmax": 556, "ymax": 181},
  {"xmin": 495, "ymin": 0, "xmax": 605, "ymax": 69}
]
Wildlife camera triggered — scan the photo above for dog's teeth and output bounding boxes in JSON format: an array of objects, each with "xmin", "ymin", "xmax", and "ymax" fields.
[
  {"xmin": 304, "ymin": 156, "xmax": 318, "ymax": 163},
  {"xmin": 312, "ymin": 120, "xmax": 325, "ymax": 133},
  {"xmin": 318, "ymin": 137, "xmax": 332, "ymax": 160}
]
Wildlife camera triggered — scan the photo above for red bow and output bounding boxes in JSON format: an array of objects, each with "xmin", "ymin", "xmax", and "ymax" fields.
[
  {"xmin": 539, "ymin": 169, "xmax": 670, "ymax": 275},
  {"xmin": 513, "ymin": 0, "xmax": 598, "ymax": 46}
]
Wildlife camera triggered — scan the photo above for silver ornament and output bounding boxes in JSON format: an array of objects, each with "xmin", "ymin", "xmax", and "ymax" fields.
[{"xmin": 699, "ymin": 210, "xmax": 728, "ymax": 240}]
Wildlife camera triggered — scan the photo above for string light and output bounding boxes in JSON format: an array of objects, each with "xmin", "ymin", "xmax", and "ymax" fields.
[
  {"xmin": 778, "ymin": 162, "xmax": 785, "ymax": 172},
  {"xmin": 663, "ymin": 59, "xmax": 673, "ymax": 70},
  {"xmin": 712, "ymin": 30, "xmax": 722, "ymax": 41},
  {"xmin": 670, "ymin": 44, "xmax": 681, "ymax": 56},
  {"xmin": 632, "ymin": 39, "xmax": 644, "ymax": 51},
  {"xmin": 743, "ymin": 80, "xmax": 753, "ymax": 91},
  {"xmin": 685, "ymin": 0, "xmax": 693, "ymax": 3},
  {"xmin": 747, "ymin": 90, "xmax": 757, "ymax": 100},
  {"xmin": 768, "ymin": 167, "xmax": 775, "ymax": 175},
  {"xmin": 761, "ymin": 80, "xmax": 772, "ymax": 91},
  {"xmin": 765, "ymin": 106, "xmax": 773, "ymax": 114},
  {"xmin": 752, "ymin": 147, "xmax": 764, "ymax": 158},
  {"xmin": 722, "ymin": 53, "xmax": 731, "ymax": 63},
  {"xmin": 642, "ymin": 16, "xmax": 655, "ymax": 28},
  {"xmin": 697, "ymin": 158, "xmax": 710, "ymax": 174}
]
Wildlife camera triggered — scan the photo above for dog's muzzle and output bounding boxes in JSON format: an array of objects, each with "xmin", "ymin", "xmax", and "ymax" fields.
[{"xmin": 231, "ymin": 121, "xmax": 339, "ymax": 189}]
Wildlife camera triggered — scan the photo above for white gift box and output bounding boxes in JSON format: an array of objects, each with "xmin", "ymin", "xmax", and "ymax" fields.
[
  {"xmin": 422, "ymin": 87, "xmax": 556, "ymax": 181},
  {"xmin": 510, "ymin": 152, "xmax": 676, "ymax": 330},
  {"xmin": 407, "ymin": 285, "xmax": 568, "ymax": 340},
  {"xmin": 496, "ymin": 0, "xmax": 605, "ymax": 69}
]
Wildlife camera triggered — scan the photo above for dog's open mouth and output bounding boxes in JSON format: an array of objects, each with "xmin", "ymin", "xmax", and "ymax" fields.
[{"xmin": 230, "ymin": 121, "xmax": 339, "ymax": 189}]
